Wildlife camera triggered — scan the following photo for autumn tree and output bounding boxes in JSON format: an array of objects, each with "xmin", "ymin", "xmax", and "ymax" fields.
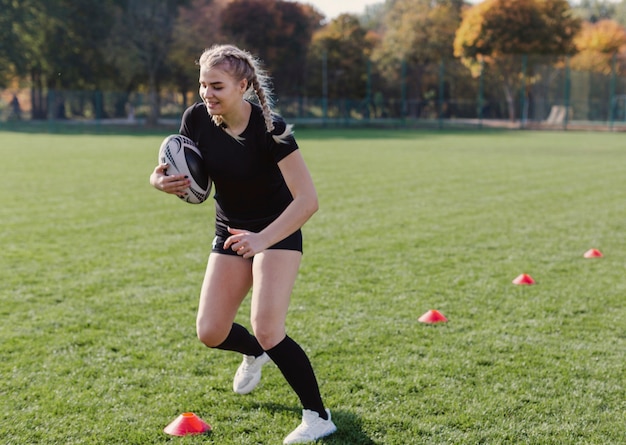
[
  {"xmin": 372, "ymin": 0, "xmax": 464, "ymax": 115},
  {"xmin": 454, "ymin": 0, "xmax": 581, "ymax": 121},
  {"xmin": 571, "ymin": 0, "xmax": 618, "ymax": 23},
  {"xmin": 571, "ymin": 19, "xmax": 626, "ymax": 74},
  {"xmin": 376, "ymin": 0, "xmax": 463, "ymax": 65},
  {"xmin": 359, "ymin": 1, "xmax": 388, "ymax": 32},
  {"xmin": 616, "ymin": 1, "xmax": 626, "ymax": 28},
  {"xmin": 220, "ymin": 0, "xmax": 322, "ymax": 96},
  {"xmin": 305, "ymin": 14, "xmax": 375, "ymax": 101},
  {"xmin": 167, "ymin": 0, "xmax": 228, "ymax": 110}
]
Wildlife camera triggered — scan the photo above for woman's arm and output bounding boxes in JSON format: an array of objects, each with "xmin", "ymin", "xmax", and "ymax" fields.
[{"xmin": 262, "ymin": 149, "xmax": 319, "ymax": 244}]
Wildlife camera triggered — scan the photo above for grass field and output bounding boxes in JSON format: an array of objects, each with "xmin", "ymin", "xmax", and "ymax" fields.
[{"xmin": 1, "ymin": 127, "xmax": 625, "ymax": 444}]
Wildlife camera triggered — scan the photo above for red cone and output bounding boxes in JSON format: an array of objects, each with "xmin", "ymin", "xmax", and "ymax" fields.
[
  {"xmin": 584, "ymin": 249, "xmax": 603, "ymax": 258},
  {"xmin": 418, "ymin": 309, "xmax": 448, "ymax": 324},
  {"xmin": 512, "ymin": 274, "xmax": 535, "ymax": 285},
  {"xmin": 164, "ymin": 412, "xmax": 211, "ymax": 436}
]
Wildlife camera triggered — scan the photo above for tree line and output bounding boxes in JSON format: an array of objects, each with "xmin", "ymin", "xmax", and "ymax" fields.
[{"xmin": 2, "ymin": 0, "xmax": 625, "ymax": 123}]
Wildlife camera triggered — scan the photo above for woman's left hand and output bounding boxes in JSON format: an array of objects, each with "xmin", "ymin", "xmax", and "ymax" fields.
[{"xmin": 224, "ymin": 227, "xmax": 268, "ymax": 259}]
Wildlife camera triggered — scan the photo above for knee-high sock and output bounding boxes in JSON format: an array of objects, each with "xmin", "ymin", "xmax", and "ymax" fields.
[
  {"xmin": 215, "ymin": 323, "xmax": 264, "ymax": 357},
  {"xmin": 265, "ymin": 335, "xmax": 328, "ymax": 419}
]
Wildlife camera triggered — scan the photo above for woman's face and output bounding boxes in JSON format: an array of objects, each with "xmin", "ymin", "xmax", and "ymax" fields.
[{"xmin": 198, "ymin": 65, "xmax": 247, "ymax": 117}]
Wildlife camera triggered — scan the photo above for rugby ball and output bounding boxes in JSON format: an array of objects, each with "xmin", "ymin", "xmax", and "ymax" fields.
[{"xmin": 158, "ymin": 134, "xmax": 211, "ymax": 204}]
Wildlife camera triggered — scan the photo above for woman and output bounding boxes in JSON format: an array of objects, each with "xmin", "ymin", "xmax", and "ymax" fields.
[{"xmin": 149, "ymin": 44, "xmax": 336, "ymax": 444}]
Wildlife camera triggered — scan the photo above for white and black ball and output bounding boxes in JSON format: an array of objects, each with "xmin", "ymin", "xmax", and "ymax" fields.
[{"xmin": 158, "ymin": 134, "xmax": 211, "ymax": 204}]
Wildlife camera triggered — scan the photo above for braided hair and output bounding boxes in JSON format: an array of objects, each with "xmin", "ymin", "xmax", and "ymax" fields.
[{"xmin": 198, "ymin": 44, "xmax": 293, "ymax": 143}]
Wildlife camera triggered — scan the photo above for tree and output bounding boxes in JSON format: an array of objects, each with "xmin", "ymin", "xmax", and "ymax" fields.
[
  {"xmin": 0, "ymin": 0, "xmax": 26, "ymax": 87},
  {"xmin": 372, "ymin": 0, "xmax": 464, "ymax": 116},
  {"xmin": 616, "ymin": 0, "xmax": 626, "ymax": 28},
  {"xmin": 167, "ymin": 0, "xmax": 228, "ymax": 111},
  {"xmin": 305, "ymin": 14, "xmax": 375, "ymax": 101},
  {"xmin": 43, "ymin": 0, "xmax": 123, "ymax": 118},
  {"xmin": 571, "ymin": 0, "xmax": 617, "ymax": 23},
  {"xmin": 571, "ymin": 19, "xmax": 626, "ymax": 74},
  {"xmin": 220, "ymin": 0, "xmax": 322, "ymax": 97},
  {"xmin": 4, "ymin": 0, "xmax": 121, "ymax": 119},
  {"xmin": 376, "ymin": 0, "xmax": 463, "ymax": 66},
  {"xmin": 108, "ymin": 0, "xmax": 185, "ymax": 125},
  {"xmin": 454, "ymin": 0, "xmax": 581, "ymax": 120},
  {"xmin": 359, "ymin": 1, "xmax": 388, "ymax": 31}
]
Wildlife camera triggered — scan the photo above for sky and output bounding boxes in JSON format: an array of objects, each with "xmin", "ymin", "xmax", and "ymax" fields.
[
  {"xmin": 286, "ymin": 0, "xmax": 485, "ymax": 19},
  {"xmin": 288, "ymin": 0, "xmax": 623, "ymax": 20},
  {"xmin": 286, "ymin": 0, "xmax": 382, "ymax": 19}
]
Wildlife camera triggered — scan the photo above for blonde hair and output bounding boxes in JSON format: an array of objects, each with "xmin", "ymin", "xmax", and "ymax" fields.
[{"xmin": 198, "ymin": 44, "xmax": 293, "ymax": 143}]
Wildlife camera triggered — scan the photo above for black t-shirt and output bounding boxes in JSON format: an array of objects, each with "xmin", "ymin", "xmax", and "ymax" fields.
[{"xmin": 179, "ymin": 101, "xmax": 298, "ymax": 232}]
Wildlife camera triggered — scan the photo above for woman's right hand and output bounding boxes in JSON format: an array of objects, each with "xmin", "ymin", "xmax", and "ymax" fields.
[{"xmin": 149, "ymin": 163, "xmax": 191, "ymax": 198}]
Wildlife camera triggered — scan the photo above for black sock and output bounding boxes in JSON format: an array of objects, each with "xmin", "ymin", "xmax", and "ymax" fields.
[
  {"xmin": 215, "ymin": 323, "xmax": 264, "ymax": 357},
  {"xmin": 265, "ymin": 335, "xmax": 328, "ymax": 420}
]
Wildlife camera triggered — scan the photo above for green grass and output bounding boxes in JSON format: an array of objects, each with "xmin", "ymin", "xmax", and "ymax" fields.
[{"xmin": 1, "ymin": 128, "xmax": 625, "ymax": 444}]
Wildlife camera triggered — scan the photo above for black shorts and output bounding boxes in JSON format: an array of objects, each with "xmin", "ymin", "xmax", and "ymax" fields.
[{"xmin": 211, "ymin": 228, "xmax": 303, "ymax": 256}]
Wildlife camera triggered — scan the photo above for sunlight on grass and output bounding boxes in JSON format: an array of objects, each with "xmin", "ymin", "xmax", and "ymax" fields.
[{"xmin": 1, "ymin": 128, "xmax": 625, "ymax": 444}]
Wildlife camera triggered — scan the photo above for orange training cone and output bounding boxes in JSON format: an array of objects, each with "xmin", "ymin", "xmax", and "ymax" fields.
[
  {"xmin": 512, "ymin": 274, "xmax": 535, "ymax": 285},
  {"xmin": 584, "ymin": 249, "xmax": 603, "ymax": 258},
  {"xmin": 418, "ymin": 309, "xmax": 448, "ymax": 324},
  {"xmin": 164, "ymin": 412, "xmax": 211, "ymax": 436}
]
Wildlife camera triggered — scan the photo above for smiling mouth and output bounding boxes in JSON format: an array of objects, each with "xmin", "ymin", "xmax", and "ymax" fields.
[{"xmin": 205, "ymin": 101, "xmax": 219, "ymax": 114}]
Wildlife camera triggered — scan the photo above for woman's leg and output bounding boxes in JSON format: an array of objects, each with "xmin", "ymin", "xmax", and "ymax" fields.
[
  {"xmin": 196, "ymin": 253, "xmax": 258, "ymax": 352},
  {"xmin": 250, "ymin": 250, "xmax": 326, "ymax": 416},
  {"xmin": 196, "ymin": 253, "xmax": 269, "ymax": 394},
  {"xmin": 249, "ymin": 249, "xmax": 299, "ymax": 349}
]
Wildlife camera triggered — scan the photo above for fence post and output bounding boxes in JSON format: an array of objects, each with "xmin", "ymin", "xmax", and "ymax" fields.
[
  {"xmin": 401, "ymin": 59, "xmax": 407, "ymax": 124},
  {"xmin": 563, "ymin": 56, "xmax": 571, "ymax": 130},
  {"xmin": 47, "ymin": 89, "xmax": 55, "ymax": 133},
  {"xmin": 365, "ymin": 59, "xmax": 372, "ymax": 121},
  {"xmin": 478, "ymin": 59, "xmax": 484, "ymax": 129},
  {"xmin": 95, "ymin": 90, "xmax": 103, "ymax": 122},
  {"xmin": 322, "ymin": 49, "xmax": 328, "ymax": 125},
  {"xmin": 438, "ymin": 59, "xmax": 444, "ymax": 129},
  {"xmin": 520, "ymin": 54, "xmax": 527, "ymax": 129},
  {"xmin": 609, "ymin": 53, "xmax": 617, "ymax": 130}
]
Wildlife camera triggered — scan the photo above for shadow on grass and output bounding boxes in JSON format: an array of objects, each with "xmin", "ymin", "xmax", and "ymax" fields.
[
  {"xmin": 254, "ymin": 403, "xmax": 376, "ymax": 444},
  {"xmin": 324, "ymin": 410, "xmax": 376, "ymax": 445}
]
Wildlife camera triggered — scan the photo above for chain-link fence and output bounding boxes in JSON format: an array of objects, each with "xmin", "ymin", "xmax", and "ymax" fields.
[
  {"xmin": 281, "ymin": 54, "xmax": 626, "ymax": 130},
  {"xmin": 0, "ymin": 89, "xmax": 184, "ymax": 124},
  {"xmin": 2, "ymin": 54, "xmax": 625, "ymax": 130}
]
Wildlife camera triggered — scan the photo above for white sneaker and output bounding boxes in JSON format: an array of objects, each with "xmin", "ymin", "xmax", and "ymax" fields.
[
  {"xmin": 283, "ymin": 409, "xmax": 337, "ymax": 444},
  {"xmin": 232, "ymin": 352, "xmax": 271, "ymax": 394}
]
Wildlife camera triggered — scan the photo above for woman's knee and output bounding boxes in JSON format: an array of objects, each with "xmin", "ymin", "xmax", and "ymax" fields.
[
  {"xmin": 196, "ymin": 319, "xmax": 230, "ymax": 348},
  {"xmin": 251, "ymin": 321, "xmax": 285, "ymax": 350}
]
